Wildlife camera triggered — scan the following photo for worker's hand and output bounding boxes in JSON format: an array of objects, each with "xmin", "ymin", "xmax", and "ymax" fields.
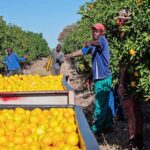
[
  {"xmin": 64, "ymin": 54, "xmax": 73, "ymax": 61},
  {"xmin": 118, "ymin": 85, "xmax": 126, "ymax": 97},
  {"xmin": 24, "ymin": 55, "xmax": 28, "ymax": 59},
  {"xmin": 84, "ymin": 41, "xmax": 91, "ymax": 47},
  {"xmin": 84, "ymin": 78, "xmax": 92, "ymax": 90}
]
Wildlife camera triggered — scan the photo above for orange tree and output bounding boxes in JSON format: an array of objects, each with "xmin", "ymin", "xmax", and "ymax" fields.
[{"xmin": 62, "ymin": 0, "xmax": 150, "ymax": 100}]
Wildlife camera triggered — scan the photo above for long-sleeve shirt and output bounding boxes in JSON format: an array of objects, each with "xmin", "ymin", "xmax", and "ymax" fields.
[
  {"xmin": 82, "ymin": 35, "xmax": 111, "ymax": 80},
  {"xmin": 3, "ymin": 52, "xmax": 25, "ymax": 71},
  {"xmin": 52, "ymin": 49, "xmax": 64, "ymax": 70}
]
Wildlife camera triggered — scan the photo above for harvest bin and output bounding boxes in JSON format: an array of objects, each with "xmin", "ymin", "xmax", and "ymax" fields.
[
  {"xmin": 0, "ymin": 76, "xmax": 74, "ymax": 105},
  {"xmin": 0, "ymin": 104, "xmax": 100, "ymax": 150}
]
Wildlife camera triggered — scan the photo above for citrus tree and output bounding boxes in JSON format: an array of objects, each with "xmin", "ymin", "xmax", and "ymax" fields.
[{"xmin": 62, "ymin": 0, "xmax": 150, "ymax": 100}]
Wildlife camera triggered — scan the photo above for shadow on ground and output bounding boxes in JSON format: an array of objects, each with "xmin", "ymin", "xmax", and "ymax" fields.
[{"xmin": 82, "ymin": 102, "xmax": 150, "ymax": 150}]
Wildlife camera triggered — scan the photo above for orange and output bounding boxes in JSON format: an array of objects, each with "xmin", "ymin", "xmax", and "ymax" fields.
[
  {"xmin": 29, "ymin": 143, "xmax": 40, "ymax": 150},
  {"xmin": 36, "ymin": 125, "xmax": 47, "ymax": 135},
  {"xmin": 0, "ymin": 128, "xmax": 5, "ymax": 135},
  {"xmin": 61, "ymin": 144, "xmax": 72, "ymax": 150},
  {"xmin": 0, "ymin": 135, "xmax": 7, "ymax": 145},
  {"xmin": 29, "ymin": 115, "xmax": 39, "ymax": 124},
  {"xmin": 25, "ymin": 136, "xmax": 33, "ymax": 143},
  {"xmin": 7, "ymin": 134, "xmax": 14, "ymax": 142},
  {"xmin": 134, "ymin": 71, "xmax": 139, "ymax": 77},
  {"xmin": 67, "ymin": 108, "xmax": 75, "ymax": 115},
  {"xmin": 44, "ymin": 146, "xmax": 58, "ymax": 150},
  {"xmin": 129, "ymin": 49, "xmax": 136, "ymax": 56},
  {"xmin": 22, "ymin": 143, "xmax": 29, "ymax": 150},
  {"xmin": 25, "ymin": 110, "xmax": 31, "ymax": 116},
  {"xmin": 53, "ymin": 125, "xmax": 63, "ymax": 134},
  {"xmin": 41, "ymin": 134, "xmax": 52, "ymax": 146},
  {"xmin": 13, "ymin": 135, "xmax": 24, "ymax": 144},
  {"xmin": 15, "ymin": 107, "xmax": 25, "ymax": 114},
  {"xmin": 64, "ymin": 124, "xmax": 75, "ymax": 133},
  {"xmin": 65, "ymin": 132, "xmax": 79, "ymax": 146},
  {"xmin": 29, "ymin": 124, "xmax": 37, "ymax": 133},
  {"xmin": 31, "ymin": 133, "xmax": 38, "ymax": 142},
  {"xmin": 43, "ymin": 146, "xmax": 52, "ymax": 150},
  {"xmin": 68, "ymin": 116, "xmax": 75, "ymax": 123},
  {"xmin": 49, "ymin": 119, "xmax": 58, "ymax": 128},
  {"xmin": 14, "ymin": 145, "xmax": 23, "ymax": 150},
  {"xmin": 71, "ymin": 146, "xmax": 81, "ymax": 150},
  {"xmin": 0, "ymin": 146, "xmax": 7, "ymax": 150},
  {"xmin": 14, "ymin": 114, "xmax": 24, "ymax": 123},
  {"xmin": 6, "ymin": 123, "xmax": 16, "ymax": 131},
  {"xmin": 43, "ymin": 109, "xmax": 50, "ymax": 115},
  {"xmin": 22, "ymin": 128, "xmax": 31, "ymax": 136},
  {"xmin": 50, "ymin": 108, "xmax": 59, "ymax": 117},
  {"xmin": 54, "ymin": 140, "xmax": 65, "ymax": 147},
  {"xmin": 31, "ymin": 108, "xmax": 42, "ymax": 115},
  {"xmin": 131, "ymin": 81, "xmax": 137, "ymax": 87},
  {"xmin": 0, "ymin": 115, "xmax": 6, "ymax": 122},
  {"xmin": 63, "ymin": 112, "xmax": 71, "ymax": 118},
  {"xmin": 6, "ymin": 142, "xmax": 15, "ymax": 149}
]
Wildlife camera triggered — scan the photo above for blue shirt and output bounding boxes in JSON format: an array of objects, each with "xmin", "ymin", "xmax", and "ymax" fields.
[
  {"xmin": 82, "ymin": 36, "xmax": 111, "ymax": 80},
  {"xmin": 3, "ymin": 52, "xmax": 26, "ymax": 71}
]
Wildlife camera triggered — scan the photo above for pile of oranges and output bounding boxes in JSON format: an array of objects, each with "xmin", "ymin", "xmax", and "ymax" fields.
[
  {"xmin": 0, "ymin": 74, "xmax": 65, "ymax": 92},
  {"xmin": 0, "ymin": 107, "xmax": 81, "ymax": 150}
]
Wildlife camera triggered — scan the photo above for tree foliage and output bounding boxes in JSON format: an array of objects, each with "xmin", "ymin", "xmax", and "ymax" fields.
[
  {"xmin": 58, "ymin": 24, "xmax": 77, "ymax": 43},
  {"xmin": 62, "ymin": 0, "xmax": 150, "ymax": 100}
]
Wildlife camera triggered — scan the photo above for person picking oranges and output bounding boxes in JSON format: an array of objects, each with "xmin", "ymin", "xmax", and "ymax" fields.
[
  {"xmin": 65, "ymin": 23, "xmax": 113, "ymax": 135},
  {"xmin": 2, "ymin": 48, "xmax": 27, "ymax": 76}
]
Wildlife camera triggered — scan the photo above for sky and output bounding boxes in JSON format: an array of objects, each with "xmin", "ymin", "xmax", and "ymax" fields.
[{"xmin": 0, "ymin": 0, "xmax": 91, "ymax": 48}]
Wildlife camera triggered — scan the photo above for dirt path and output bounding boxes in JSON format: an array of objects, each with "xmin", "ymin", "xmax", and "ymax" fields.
[
  {"xmin": 23, "ymin": 57, "xmax": 51, "ymax": 75},
  {"xmin": 25, "ymin": 57, "xmax": 150, "ymax": 150}
]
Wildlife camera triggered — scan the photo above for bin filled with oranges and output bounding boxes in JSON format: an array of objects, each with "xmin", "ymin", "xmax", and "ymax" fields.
[
  {"xmin": 0, "ymin": 74, "xmax": 65, "ymax": 92},
  {"xmin": 0, "ymin": 106, "xmax": 83, "ymax": 150}
]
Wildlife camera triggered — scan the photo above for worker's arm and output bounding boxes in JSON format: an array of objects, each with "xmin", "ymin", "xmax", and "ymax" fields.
[
  {"xmin": 14, "ymin": 53, "xmax": 26, "ymax": 62},
  {"xmin": 65, "ymin": 49, "xmax": 83, "ymax": 60},
  {"xmin": 86, "ymin": 40, "xmax": 100, "ymax": 47},
  {"xmin": 2, "ymin": 57, "xmax": 7, "ymax": 65},
  {"xmin": 85, "ymin": 39, "xmax": 102, "ymax": 52},
  {"xmin": 65, "ymin": 45, "xmax": 93, "ymax": 60}
]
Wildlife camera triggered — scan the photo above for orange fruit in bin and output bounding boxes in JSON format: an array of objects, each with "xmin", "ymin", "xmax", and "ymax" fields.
[
  {"xmin": 29, "ymin": 142, "xmax": 41, "ymax": 150},
  {"xmin": 0, "ymin": 108, "xmax": 81, "ymax": 149},
  {"xmin": 41, "ymin": 134, "xmax": 52, "ymax": 146},
  {"xmin": 61, "ymin": 144, "xmax": 72, "ymax": 150},
  {"xmin": 0, "ymin": 128, "xmax": 5, "ymax": 135},
  {"xmin": 65, "ymin": 132, "xmax": 79, "ymax": 146},
  {"xmin": 0, "ymin": 135, "xmax": 7, "ymax": 145},
  {"xmin": 64, "ymin": 124, "xmax": 75, "ymax": 133},
  {"xmin": 0, "ymin": 74, "xmax": 65, "ymax": 92}
]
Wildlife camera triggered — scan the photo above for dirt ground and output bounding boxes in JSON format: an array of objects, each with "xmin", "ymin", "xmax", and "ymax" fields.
[{"xmin": 24, "ymin": 57, "xmax": 150, "ymax": 150}]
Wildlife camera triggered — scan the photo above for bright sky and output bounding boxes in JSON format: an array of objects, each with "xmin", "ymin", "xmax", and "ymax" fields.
[{"xmin": 0, "ymin": 0, "xmax": 91, "ymax": 49}]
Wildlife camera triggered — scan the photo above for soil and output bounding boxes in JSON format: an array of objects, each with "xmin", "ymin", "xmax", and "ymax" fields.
[{"xmin": 23, "ymin": 57, "xmax": 150, "ymax": 150}]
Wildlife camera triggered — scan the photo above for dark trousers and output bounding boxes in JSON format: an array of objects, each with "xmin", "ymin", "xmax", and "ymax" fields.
[
  {"xmin": 123, "ymin": 97, "xmax": 143, "ymax": 149},
  {"xmin": 8, "ymin": 69, "xmax": 23, "ymax": 76}
]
